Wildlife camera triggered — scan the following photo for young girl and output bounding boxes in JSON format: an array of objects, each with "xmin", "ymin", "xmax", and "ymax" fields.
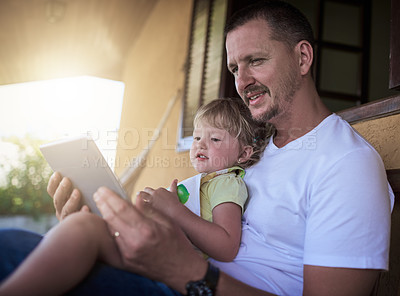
[{"xmin": 0, "ymin": 98, "xmax": 272, "ymax": 295}]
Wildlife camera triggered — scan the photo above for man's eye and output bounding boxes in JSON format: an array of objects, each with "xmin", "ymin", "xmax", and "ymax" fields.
[
  {"xmin": 250, "ymin": 58, "xmax": 264, "ymax": 66},
  {"xmin": 230, "ymin": 66, "xmax": 238, "ymax": 75}
]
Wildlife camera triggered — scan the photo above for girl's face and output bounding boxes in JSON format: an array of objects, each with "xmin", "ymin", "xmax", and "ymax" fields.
[{"xmin": 190, "ymin": 121, "xmax": 242, "ymax": 174}]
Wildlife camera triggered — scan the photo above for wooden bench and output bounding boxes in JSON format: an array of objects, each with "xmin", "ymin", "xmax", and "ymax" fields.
[{"xmin": 338, "ymin": 95, "xmax": 400, "ymax": 295}]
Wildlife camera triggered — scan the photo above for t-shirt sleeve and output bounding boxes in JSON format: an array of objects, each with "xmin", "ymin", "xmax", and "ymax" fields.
[
  {"xmin": 206, "ymin": 174, "xmax": 248, "ymax": 213},
  {"xmin": 303, "ymin": 148, "xmax": 393, "ymax": 270}
]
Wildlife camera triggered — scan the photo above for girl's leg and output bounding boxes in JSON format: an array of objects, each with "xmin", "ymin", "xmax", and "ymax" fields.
[{"xmin": 0, "ymin": 212, "xmax": 122, "ymax": 296}]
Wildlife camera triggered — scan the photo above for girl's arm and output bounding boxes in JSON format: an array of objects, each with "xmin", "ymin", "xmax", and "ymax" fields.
[
  {"xmin": 174, "ymin": 201, "xmax": 242, "ymax": 262},
  {"xmin": 145, "ymin": 179, "xmax": 242, "ymax": 262}
]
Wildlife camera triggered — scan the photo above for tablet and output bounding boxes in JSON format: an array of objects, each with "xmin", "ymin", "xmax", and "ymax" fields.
[{"xmin": 40, "ymin": 135, "xmax": 128, "ymax": 216}]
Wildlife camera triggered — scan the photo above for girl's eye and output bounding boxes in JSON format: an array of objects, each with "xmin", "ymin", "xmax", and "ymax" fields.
[
  {"xmin": 193, "ymin": 136, "xmax": 200, "ymax": 141},
  {"xmin": 211, "ymin": 138, "xmax": 221, "ymax": 142}
]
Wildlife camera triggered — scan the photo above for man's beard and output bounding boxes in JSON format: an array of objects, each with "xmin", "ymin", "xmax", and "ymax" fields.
[{"xmin": 250, "ymin": 70, "xmax": 301, "ymax": 124}]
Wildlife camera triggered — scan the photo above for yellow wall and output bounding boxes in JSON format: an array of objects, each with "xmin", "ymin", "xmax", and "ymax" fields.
[
  {"xmin": 115, "ymin": 0, "xmax": 197, "ymax": 199},
  {"xmin": 352, "ymin": 113, "xmax": 400, "ymax": 170}
]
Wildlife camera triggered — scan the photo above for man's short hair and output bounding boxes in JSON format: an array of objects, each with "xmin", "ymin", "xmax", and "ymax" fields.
[{"xmin": 224, "ymin": 0, "xmax": 315, "ymax": 51}]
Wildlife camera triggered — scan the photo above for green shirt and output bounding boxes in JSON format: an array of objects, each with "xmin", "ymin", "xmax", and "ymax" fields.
[{"xmin": 200, "ymin": 166, "xmax": 248, "ymax": 222}]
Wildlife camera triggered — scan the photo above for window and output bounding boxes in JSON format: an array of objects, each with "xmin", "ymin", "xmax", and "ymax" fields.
[
  {"xmin": 177, "ymin": 0, "xmax": 397, "ymax": 145},
  {"xmin": 390, "ymin": 0, "xmax": 400, "ymax": 90},
  {"xmin": 315, "ymin": 0, "xmax": 371, "ymax": 111},
  {"xmin": 177, "ymin": 0, "xmax": 228, "ymax": 151},
  {"xmin": 0, "ymin": 76, "xmax": 124, "ymax": 166}
]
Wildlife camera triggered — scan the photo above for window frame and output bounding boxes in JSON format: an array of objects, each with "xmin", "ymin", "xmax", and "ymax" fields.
[{"xmin": 177, "ymin": 0, "xmax": 228, "ymax": 152}]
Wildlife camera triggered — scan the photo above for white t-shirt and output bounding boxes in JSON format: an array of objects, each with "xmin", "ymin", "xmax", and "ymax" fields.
[{"xmin": 210, "ymin": 114, "xmax": 394, "ymax": 295}]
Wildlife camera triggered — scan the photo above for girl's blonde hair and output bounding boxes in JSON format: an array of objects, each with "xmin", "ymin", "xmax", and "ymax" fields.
[{"xmin": 193, "ymin": 98, "xmax": 274, "ymax": 168}]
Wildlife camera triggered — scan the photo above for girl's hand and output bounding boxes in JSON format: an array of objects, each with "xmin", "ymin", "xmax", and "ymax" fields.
[{"xmin": 139, "ymin": 179, "xmax": 183, "ymax": 218}]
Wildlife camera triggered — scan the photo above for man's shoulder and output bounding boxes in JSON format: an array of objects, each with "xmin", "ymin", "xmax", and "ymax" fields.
[{"xmin": 318, "ymin": 113, "xmax": 377, "ymax": 153}]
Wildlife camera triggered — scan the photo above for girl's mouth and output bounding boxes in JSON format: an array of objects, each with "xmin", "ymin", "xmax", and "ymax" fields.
[{"xmin": 196, "ymin": 154, "xmax": 208, "ymax": 159}]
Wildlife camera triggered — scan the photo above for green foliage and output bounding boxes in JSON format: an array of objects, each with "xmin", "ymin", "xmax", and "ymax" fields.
[{"xmin": 0, "ymin": 136, "xmax": 54, "ymax": 218}]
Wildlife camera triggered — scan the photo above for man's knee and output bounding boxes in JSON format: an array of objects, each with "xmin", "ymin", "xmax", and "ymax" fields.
[
  {"xmin": 0, "ymin": 228, "xmax": 43, "ymax": 252},
  {"xmin": 0, "ymin": 228, "xmax": 43, "ymax": 281}
]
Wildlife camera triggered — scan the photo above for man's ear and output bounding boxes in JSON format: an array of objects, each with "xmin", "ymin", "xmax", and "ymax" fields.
[
  {"xmin": 238, "ymin": 145, "xmax": 253, "ymax": 163},
  {"xmin": 297, "ymin": 40, "xmax": 313, "ymax": 76}
]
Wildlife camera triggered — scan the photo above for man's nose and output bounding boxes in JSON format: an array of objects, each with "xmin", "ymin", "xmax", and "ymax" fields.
[{"xmin": 235, "ymin": 67, "xmax": 255, "ymax": 95}]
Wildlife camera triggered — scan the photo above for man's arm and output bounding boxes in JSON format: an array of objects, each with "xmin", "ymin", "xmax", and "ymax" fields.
[
  {"xmin": 93, "ymin": 186, "xmax": 274, "ymax": 295},
  {"xmin": 303, "ymin": 150, "xmax": 390, "ymax": 296},
  {"xmin": 215, "ymin": 272, "xmax": 275, "ymax": 296},
  {"xmin": 303, "ymin": 265, "xmax": 379, "ymax": 296}
]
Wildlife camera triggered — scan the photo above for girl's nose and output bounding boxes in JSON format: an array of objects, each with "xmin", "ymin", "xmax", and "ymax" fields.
[{"xmin": 197, "ymin": 137, "xmax": 207, "ymax": 149}]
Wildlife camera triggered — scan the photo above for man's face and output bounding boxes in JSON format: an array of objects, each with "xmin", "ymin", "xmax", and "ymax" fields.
[{"xmin": 226, "ymin": 19, "xmax": 301, "ymax": 123}]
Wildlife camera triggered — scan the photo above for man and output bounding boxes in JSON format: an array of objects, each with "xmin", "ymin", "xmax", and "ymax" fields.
[{"xmin": 0, "ymin": 1, "xmax": 393, "ymax": 295}]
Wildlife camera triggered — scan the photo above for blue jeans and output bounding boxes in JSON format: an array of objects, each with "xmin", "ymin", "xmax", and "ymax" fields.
[{"xmin": 0, "ymin": 228, "xmax": 182, "ymax": 296}]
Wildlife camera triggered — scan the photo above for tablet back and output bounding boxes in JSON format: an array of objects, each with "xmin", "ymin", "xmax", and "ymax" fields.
[{"xmin": 40, "ymin": 136, "xmax": 128, "ymax": 216}]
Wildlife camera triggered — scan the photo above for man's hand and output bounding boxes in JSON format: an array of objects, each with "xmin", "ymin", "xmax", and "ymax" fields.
[
  {"xmin": 47, "ymin": 172, "xmax": 89, "ymax": 221},
  {"xmin": 93, "ymin": 186, "xmax": 208, "ymax": 294}
]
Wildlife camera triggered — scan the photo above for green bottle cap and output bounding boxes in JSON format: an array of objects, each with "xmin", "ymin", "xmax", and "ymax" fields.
[{"xmin": 177, "ymin": 184, "xmax": 190, "ymax": 204}]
